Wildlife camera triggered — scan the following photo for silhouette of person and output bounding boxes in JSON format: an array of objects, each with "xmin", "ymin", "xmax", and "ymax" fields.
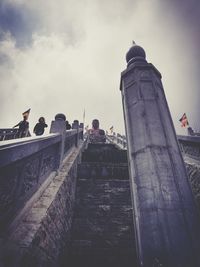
[
  {"xmin": 13, "ymin": 109, "xmax": 30, "ymax": 138},
  {"xmin": 89, "ymin": 119, "xmax": 106, "ymax": 143},
  {"xmin": 33, "ymin": 117, "xmax": 48, "ymax": 136},
  {"xmin": 66, "ymin": 120, "xmax": 71, "ymax": 130}
]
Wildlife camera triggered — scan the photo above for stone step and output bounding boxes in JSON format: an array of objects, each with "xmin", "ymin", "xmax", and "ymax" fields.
[
  {"xmin": 65, "ymin": 175, "xmax": 137, "ymax": 267},
  {"xmin": 78, "ymin": 163, "xmax": 129, "ymax": 180},
  {"xmin": 60, "ymin": 144, "xmax": 137, "ymax": 267},
  {"xmin": 82, "ymin": 143, "xmax": 128, "ymax": 163}
]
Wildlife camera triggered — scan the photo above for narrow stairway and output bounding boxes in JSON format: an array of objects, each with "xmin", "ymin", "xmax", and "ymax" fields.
[{"xmin": 64, "ymin": 143, "xmax": 137, "ymax": 267}]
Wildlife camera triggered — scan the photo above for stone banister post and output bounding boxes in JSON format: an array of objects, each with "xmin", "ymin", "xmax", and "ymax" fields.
[
  {"xmin": 50, "ymin": 113, "xmax": 66, "ymax": 165},
  {"xmin": 79, "ymin": 123, "xmax": 84, "ymax": 140},
  {"xmin": 72, "ymin": 120, "xmax": 79, "ymax": 147},
  {"xmin": 120, "ymin": 43, "xmax": 200, "ymax": 267}
]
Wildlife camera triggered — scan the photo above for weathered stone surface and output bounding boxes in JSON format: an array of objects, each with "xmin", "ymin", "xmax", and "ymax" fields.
[
  {"xmin": 0, "ymin": 128, "xmax": 83, "ymax": 235},
  {"xmin": 82, "ymin": 143, "xmax": 127, "ymax": 163},
  {"xmin": 64, "ymin": 144, "xmax": 137, "ymax": 267},
  {"xmin": 120, "ymin": 45, "xmax": 200, "ymax": 267},
  {"xmin": 0, "ymin": 143, "xmax": 59, "ymax": 232},
  {"xmin": 184, "ymin": 159, "xmax": 200, "ymax": 210},
  {"xmin": 0, "ymin": 144, "xmax": 83, "ymax": 267}
]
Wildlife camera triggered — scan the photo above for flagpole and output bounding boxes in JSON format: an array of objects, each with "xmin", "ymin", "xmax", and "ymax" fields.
[{"xmin": 83, "ymin": 108, "xmax": 85, "ymax": 130}]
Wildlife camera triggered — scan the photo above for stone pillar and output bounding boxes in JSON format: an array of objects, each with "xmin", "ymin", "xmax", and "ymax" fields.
[
  {"xmin": 72, "ymin": 120, "xmax": 79, "ymax": 146},
  {"xmin": 120, "ymin": 43, "xmax": 200, "ymax": 267},
  {"xmin": 50, "ymin": 113, "xmax": 66, "ymax": 166},
  {"xmin": 79, "ymin": 123, "xmax": 84, "ymax": 140}
]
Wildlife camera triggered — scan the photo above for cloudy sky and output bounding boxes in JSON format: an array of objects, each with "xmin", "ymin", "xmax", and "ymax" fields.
[{"xmin": 0, "ymin": 0, "xmax": 199, "ymax": 135}]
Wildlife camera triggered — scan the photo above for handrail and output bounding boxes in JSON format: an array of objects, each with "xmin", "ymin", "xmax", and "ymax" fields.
[
  {"xmin": 107, "ymin": 133, "xmax": 200, "ymax": 162},
  {"xmin": 177, "ymin": 135, "xmax": 200, "ymax": 162},
  {"xmin": 0, "ymin": 128, "xmax": 19, "ymax": 141},
  {"xmin": 106, "ymin": 133, "xmax": 127, "ymax": 150},
  {"xmin": 0, "ymin": 128, "xmax": 84, "ymax": 233}
]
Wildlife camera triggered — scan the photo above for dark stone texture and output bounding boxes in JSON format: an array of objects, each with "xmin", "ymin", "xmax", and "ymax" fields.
[
  {"xmin": 0, "ymin": 143, "xmax": 59, "ymax": 232},
  {"xmin": 178, "ymin": 135, "xmax": 200, "ymax": 161},
  {"xmin": 0, "ymin": 130, "xmax": 82, "ymax": 234},
  {"xmin": 82, "ymin": 143, "xmax": 128, "ymax": 163},
  {"xmin": 1, "ymin": 146, "xmax": 82, "ymax": 267},
  {"xmin": 62, "ymin": 144, "xmax": 137, "ymax": 267},
  {"xmin": 185, "ymin": 161, "xmax": 200, "ymax": 210}
]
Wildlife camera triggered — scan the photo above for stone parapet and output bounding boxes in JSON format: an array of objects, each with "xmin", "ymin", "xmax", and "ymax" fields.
[
  {"xmin": 177, "ymin": 135, "xmax": 200, "ymax": 161},
  {"xmin": 183, "ymin": 157, "xmax": 200, "ymax": 211},
  {"xmin": 0, "ymin": 130, "xmax": 83, "ymax": 234},
  {"xmin": 0, "ymin": 143, "xmax": 84, "ymax": 267},
  {"xmin": 0, "ymin": 128, "xmax": 19, "ymax": 141}
]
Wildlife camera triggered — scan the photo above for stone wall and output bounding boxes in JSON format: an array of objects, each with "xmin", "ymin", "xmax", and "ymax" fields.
[
  {"xmin": 177, "ymin": 135, "xmax": 200, "ymax": 212},
  {"xmin": 0, "ymin": 134, "xmax": 61, "ymax": 232},
  {"xmin": 184, "ymin": 159, "xmax": 200, "ymax": 211},
  {"xmin": 0, "ymin": 144, "xmax": 83, "ymax": 267},
  {"xmin": 177, "ymin": 135, "xmax": 200, "ymax": 161},
  {"xmin": 0, "ymin": 129, "xmax": 83, "ymax": 234}
]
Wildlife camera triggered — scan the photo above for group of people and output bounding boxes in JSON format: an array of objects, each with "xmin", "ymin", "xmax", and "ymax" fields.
[
  {"xmin": 13, "ymin": 110, "xmax": 75, "ymax": 139},
  {"xmin": 13, "ymin": 110, "xmax": 106, "ymax": 143},
  {"xmin": 13, "ymin": 115, "xmax": 48, "ymax": 138}
]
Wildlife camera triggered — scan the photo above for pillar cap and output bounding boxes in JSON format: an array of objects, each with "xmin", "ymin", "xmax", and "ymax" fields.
[
  {"xmin": 55, "ymin": 113, "xmax": 66, "ymax": 121},
  {"xmin": 126, "ymin": 41, "xmax": 146, "ymax": 64}
]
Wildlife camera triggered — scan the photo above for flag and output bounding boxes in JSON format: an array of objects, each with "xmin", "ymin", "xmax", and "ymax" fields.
[
  {"xmin": 110, "ymin": 126, "xmax": 114, "ymax": 134},
  {"xmin": 179, "ymin": 113, "xmax": 189, "ymax": 127},
  {"xmin": 22, "ymin": 108, "xmax": 31, "ymax": 119}
]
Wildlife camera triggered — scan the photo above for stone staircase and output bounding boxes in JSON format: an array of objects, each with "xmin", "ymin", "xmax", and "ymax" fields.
[{"xmin": 62, "ymin": 143, "xmax": 137, "ymax": 267}]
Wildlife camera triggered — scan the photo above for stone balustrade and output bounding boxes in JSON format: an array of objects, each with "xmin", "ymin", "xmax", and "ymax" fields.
[
  {"xmin": 106, "ymin": 133, "xmax": 127, "ymax": 149},
  {"xmin": 177, "ymin": 135, "xmax": 200, "ymax": 212},
  {"xmin": 108, "ymin": 133, "xmax": 200, "ymax": 162},
  {"xmin": 177, "ymin": 135, "xmax": 200, "ymax": 161},
  {"xmin": 0, "ymin": 127, "xmax": 83, "ymax": 234},
  {"xmin": 0, "ymin": 128, "xmax": 19, "ymax": 141}
]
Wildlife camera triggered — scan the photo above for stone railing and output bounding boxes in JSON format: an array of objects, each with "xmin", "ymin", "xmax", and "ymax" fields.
[
  {"xmin": 177, "ymin": 135, "xmax": 200, "ymax": 211},
  {"xmin": 0, "ymin": 128, "xmax": 19, "ymax": 141},
  {"xmin": 177, "ymin": 135, "xmax": 200, "ymax": 161},
  {"xmin": 106, "ymin": 133, "xmax": 127, "ymax": 149},
  {"xmin": 0, "ymin": 122, "xmax": 83, "ymax": 233},
  {"xmin": 107, "ymin": 134, "xmax": 200, "ymax": 160}
]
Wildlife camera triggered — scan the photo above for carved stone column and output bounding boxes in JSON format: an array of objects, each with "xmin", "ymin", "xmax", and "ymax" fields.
[
  {"xmin": 120, "ymin": 43, "xmax": 200, "ymax": 267},
  {"xmin": 72, "ymin": 120, "xmax": 79, "ymax": 147},
  {"xmin": 50, "ymin": 113, "xmax": 66, "ymax": 165}
]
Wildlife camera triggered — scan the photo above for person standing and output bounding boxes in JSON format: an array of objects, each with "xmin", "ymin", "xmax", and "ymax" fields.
[
  {"xmin": 13, "ymin": 109, "xmax": 30, "ymax": 138},
  {"xmin": 33, "ymin": 117, "xmax": 48, "ymax": 136},
  {"xmin": 66, "ymin": 120, "xmax": 71, "ymax": 130}
]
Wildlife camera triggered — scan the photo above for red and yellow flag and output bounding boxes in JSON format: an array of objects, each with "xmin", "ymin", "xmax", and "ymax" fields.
[{"xmin": 179, "ymin": 113, "xmax": 189, "ymax": 127}]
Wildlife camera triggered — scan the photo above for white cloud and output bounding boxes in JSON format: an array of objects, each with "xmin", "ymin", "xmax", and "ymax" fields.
[{"xmin": 0, "ymin": 0, "xmax": 199, "ymax": 135}]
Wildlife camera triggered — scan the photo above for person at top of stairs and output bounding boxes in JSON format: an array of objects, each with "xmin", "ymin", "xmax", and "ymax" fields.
[{"xmin": 88, "ymin": 119, "xmax": 106, "ymax": 143}]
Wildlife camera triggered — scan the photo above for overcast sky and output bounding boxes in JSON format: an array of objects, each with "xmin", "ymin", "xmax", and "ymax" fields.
[{"xmin": 0, "ymin": 0, "xmax": 199, "ymax": 135}]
